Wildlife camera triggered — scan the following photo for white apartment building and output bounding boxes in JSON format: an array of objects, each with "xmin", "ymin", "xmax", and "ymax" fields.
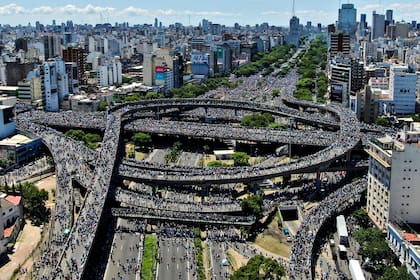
[
  {"xmin": 42, "ymin": 61, "xmax": 59, "ymax": 112},
  {"xmin": 96, "ymin": 58, "xmax": 122, "ymax": 87},
  {"xmin": 366, "ymin": 123, "xmax": 420, "ymax": 230},
  {"xmin": 389, "ymin": 65, "xmax": 417, "ymax": 115}
]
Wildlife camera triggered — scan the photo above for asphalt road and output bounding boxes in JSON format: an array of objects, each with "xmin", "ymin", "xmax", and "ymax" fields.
[
  {"xmin": 208, "ymin": 241, "xmax": 231, "ymax": 280},
  {"xmin": 157, "ymin": 237, "xmax": 196, "ymax": 280},
  {"xmin": 103, "ymin": 231, "xmax": 144, "ymax": 280}
]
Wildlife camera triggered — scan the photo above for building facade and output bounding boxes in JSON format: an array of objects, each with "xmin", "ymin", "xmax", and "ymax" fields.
[{"xmin": 366, "ymin": 125, "xmax": 420, "ymax": 230}]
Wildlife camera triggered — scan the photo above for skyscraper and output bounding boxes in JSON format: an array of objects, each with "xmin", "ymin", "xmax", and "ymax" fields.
[
  {"xmin": 288, "ymin": 16, "xmax": 300, "ymax": 47},
  {"xmin": 386, "ymin": 9, "xmax": 393, "ymax": 22},
  {"xmin": 338, "ymin": 3, "xmax": 357, "ymax": 35},
  {"xmin": 287, "ymin": 0, "xmax": 300, "ymax": 47},
  {"xmin": 360, "ymin": 13, "xmax": 367, "ymax": 29},
  {"xmin": 372, "ymin": 11, "xmax": 385, "ymax": 40}
]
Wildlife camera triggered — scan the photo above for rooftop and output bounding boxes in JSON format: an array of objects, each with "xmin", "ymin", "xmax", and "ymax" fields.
[
  {"xmin": 4, "ymin": 195, "xmax": 21, "ymax": 206},
  {"xmin": 0, "ymin": 134, "xmax": 34, "ymax": 147}
]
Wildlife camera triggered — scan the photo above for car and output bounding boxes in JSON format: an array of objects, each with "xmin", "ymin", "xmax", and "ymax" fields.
[{"xmin": 286, "ymin": 236, "xmax": 293, "ymax": 242}]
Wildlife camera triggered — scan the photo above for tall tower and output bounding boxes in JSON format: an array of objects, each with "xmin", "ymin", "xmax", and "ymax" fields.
[
  {"xmin": 338, "ymin": 3, "xmax": 357, "ymax": 36},
  {"xmin": 287, "ymin": 0, "xmax": 300, "ymax": 47},
  {"xmin": 372, "ymin": 11, "xmax": 385, "ymax": 39},
  {"xmin": 292, "ymin": 0, "xmax": 295, "ymax": 17}
]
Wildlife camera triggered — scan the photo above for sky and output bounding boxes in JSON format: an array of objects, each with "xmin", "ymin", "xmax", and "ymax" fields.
[{"xmin": 0, "ymin": 1, "xmax": 419, "ymax": 27}]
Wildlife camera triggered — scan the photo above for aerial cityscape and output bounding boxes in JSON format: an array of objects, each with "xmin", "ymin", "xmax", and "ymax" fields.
[{"xmin": 0, "ymin": 0, "xmax": 420, "ymax": 280}]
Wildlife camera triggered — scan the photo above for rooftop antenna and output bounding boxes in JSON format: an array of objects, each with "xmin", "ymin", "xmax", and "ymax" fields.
[{"xmin": 292, "ymin": 0, "xmax": 295, "ymax": 17}]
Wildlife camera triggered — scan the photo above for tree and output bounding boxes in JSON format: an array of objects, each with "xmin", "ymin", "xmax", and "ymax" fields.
[
  {"xmin": 132, "ymin": 132, "xmax": 152, "ymax": 148},
  {"xmin": 240, "ymin": 195, "xmax": 263, "ymax": 218},
  {"xmin": 379, "ymin": 267, "xmax": 412, "ymax": 280},
  {"xmin": 97, "ymin": 100, "xmax": 109, "ymax": 111},
  {"xmin": 353, "ymin": 208, "xmax": 371, "ymax": 228},
  {"xmin": 375, "ymin": 117, "xmax": 390, "ymax": 127},
  {"xmin": 207, "ymin": 161, "xmax": 230, "ymax": 167},
  {"xmin": 0, "ymin": 158, "xmax": 9, "ymax": 168},
  {"xmin": 21, "ymin": 182, "xmax": 50, "ymax": 225},
  {"xmin": 232, "ymin": 152, "xmax": 250, "ymax": 166},
  {"xmin": 145, "ymin": 91, "xmax": 163, "ymax": 99},
  {"xmin": 355, "ymin": 228, "xmax": 393, "ymax": 264},
  {"xmin": 230, "ymin": 255, "xmax": 285, "ymax": 280},
  {"xmin": 84, "ymin": 133, "xmax": 101, "ymax": 144},
  {"xmin": 241, "ymin": 113, "xmax": 274, "ymax": 128},
  {"xmin": 64, "ymin": 129, "xmax": 85, "ymax": 142}
]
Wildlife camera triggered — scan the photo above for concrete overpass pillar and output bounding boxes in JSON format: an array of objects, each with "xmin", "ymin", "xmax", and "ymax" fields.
[
  {"xmin": 283, "ymin": 175, "xmax": 291, "ymax": 187},
  {"xmin": 200, "ymin": 186, "xmax": 208, "ymax": 199},
  {"xmin": 252, "ymin": 183, "xmax": 257, "ymax": 194},
  {"xmin": 155, "ymin": 108, "xmax": 160, "ymax": 120},
  {"xmin": 346, "ymin": 150, "xmax": 351, "ymax": 162},
  {"xmin": 316, "ymin": 170, "xmax": 321, "ymax": 190}
]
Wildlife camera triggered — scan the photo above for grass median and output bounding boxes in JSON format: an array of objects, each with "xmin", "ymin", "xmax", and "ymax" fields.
[
  {"xmin": 141, "ymin": 234, "xmax": 158, "ymax": 280},
  {"xmin": 194, "ymin": 228, "xmax": 205, "ymax": 280}
]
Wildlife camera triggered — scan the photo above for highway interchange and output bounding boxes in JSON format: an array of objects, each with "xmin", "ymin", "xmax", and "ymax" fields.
[{"xmin": 13, "ymin": 46, "xmax": 383, "ymax": 280}]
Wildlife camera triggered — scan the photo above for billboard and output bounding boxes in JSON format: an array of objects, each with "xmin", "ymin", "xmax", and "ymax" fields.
[
  {"xmin": 155, "ymin": 66, "xmax": 165, "ymax": 73},
  {"xmin": 191, "ymin": 53, "xmax": 209, "ymax": 65},
  {"xmin": 155, "ymin": 73, "xmax": 165, "ymax": 80}
]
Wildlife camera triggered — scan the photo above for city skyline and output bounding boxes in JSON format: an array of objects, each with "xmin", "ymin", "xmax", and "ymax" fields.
[{"xmin": 0, "ymin": 0, "xmax": 419, "ymax": 27}]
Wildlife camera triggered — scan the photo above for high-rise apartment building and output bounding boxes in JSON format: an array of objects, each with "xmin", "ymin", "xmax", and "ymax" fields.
[
  {"xmin": 329, "ymin": 33, "xmax": 351, "ymax": 57},
  {"xmin": 62, "ymin": 47, "xmax": 87, "ymax": 85},
  {"xmin": 43, "ymin": 35, "xmax": 62, "ymax": 60},
  {"xmin": 367, "ymin": 125, "xmax": 420, "ymax": 230},
  {"xmin": 388, "ymin": 65, "xmax": 417, "ymax": 115}
]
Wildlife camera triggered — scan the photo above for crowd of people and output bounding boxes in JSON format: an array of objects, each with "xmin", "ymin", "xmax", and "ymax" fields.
[
  {"xmin": 25, "ymin": 110, "xmax": 105, "ymax": 130},
  {"xmin": 125, "ymin": 118, "xmax": 336, "ymax": 147},
  {"xmin": 0, "ymin": 156, "xmax": 52, "ymax": 186},
  {"xmin": 206, "ymin": 226, "xmax": 245, "ymax": 243},
  {"xmin": 9, "ymin": 41, "xmax": 377, "ymax": 280},
  {"xmin": 116, "ymin": 188, "xmax": 242, "ymax": 213},
  {"xmin": 17, "ymin": 108, "xmax": 123, "ymax": 279},
  {"xmin": 288, "ymin": 178, "xmax": 367, "ymax": 279},
  {"xmin": 111, "ymin": 206, "xmax": 255, "ymax": 225}
]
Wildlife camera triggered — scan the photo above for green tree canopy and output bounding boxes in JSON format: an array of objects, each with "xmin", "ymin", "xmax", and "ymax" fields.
[
  {"xmin": 355, "ymin": 228, "xmax": 393, "ymax": 264},
  {"xmin": 375, "ymin": 117, "xmax": 390, "ymax": 127},
  {"xmin": 230, "ymin": 255, "xmax": 285, "ymax": 280},
  {"xmin": 353, "ymin": 208, "xmax": 371, "ymax": 228},
  {"xmin": 240, "ymin": 195, "xmax": 263, "ymax": 218},
  {"xmin": 207, "ymin": 160, "xmax": 230, "ymax": 167},
  {"xmin": 232, "ymin": 152, "xmax": 250, "ymax": 166},
  {"xmin": 132, "ymin": 132, "xmax": 152, "ymax": 147},
  {"xmin": 21, "ymin": 182, "xmax": 50, "ymax": 225},
  {"xmin": 241, "ymin": 113, "xmax": 275, "ymax": 128},
  {"xmin": 84, "ymin": 133, "xmax": 101, "ymax": 144},
  {"xmin": 379, "ymin": 267, "xmax": 412, "ymax": 280},
  {"xmin": 64, "ymin": 129, "xmax": 85, "ymax": 142},
  {"xmin": 97, "ymin": 100, "xmax": 109, "ymax": 111}
]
